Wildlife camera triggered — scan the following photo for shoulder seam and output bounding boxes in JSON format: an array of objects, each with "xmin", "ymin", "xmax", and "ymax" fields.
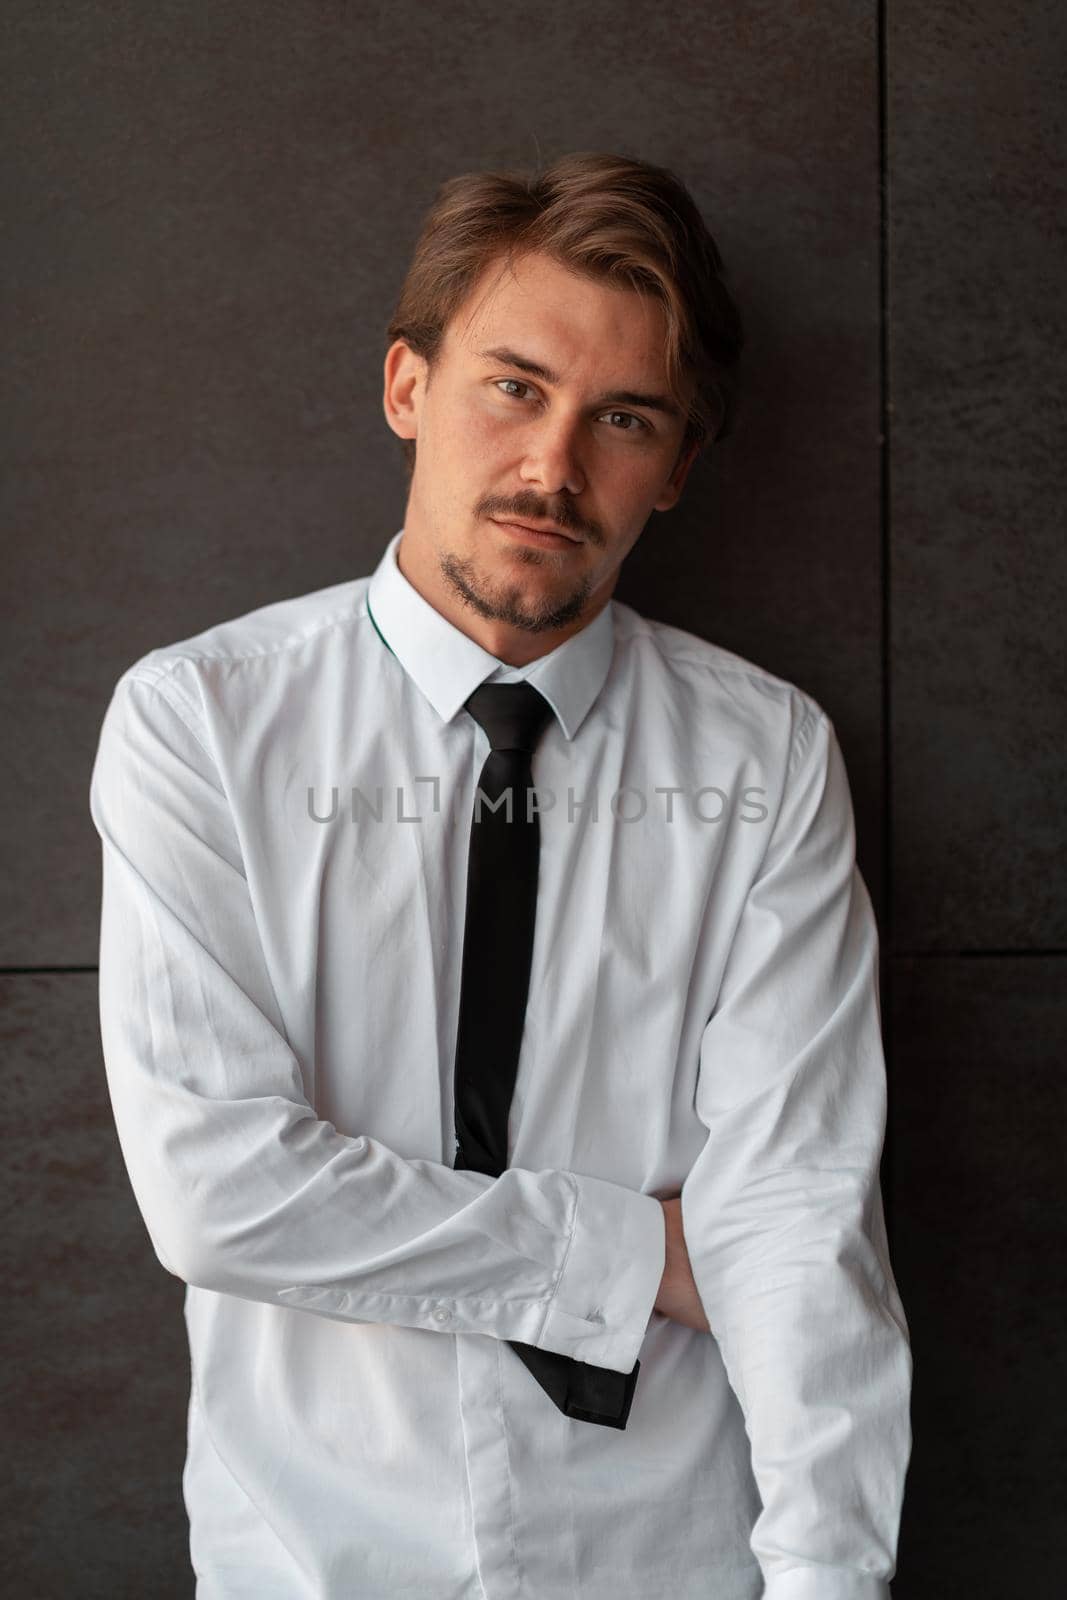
[
  {"xmin": 787, "ymin": 702, "xmax": 827, "ymax": 778},
  {"xmin": 746, "ymin": 703, "xmax": 828, "ymax": 886},
  {"xmin": 120, "ymin": 665, "xmax": 214, "ymax": 764},
  {"xmin": 617, "ymin": 616, "xmax": 807, "ymax": 704},
  {"xmin": 126, "ymin": 588, "xmax": 369, "ymax": 674}
]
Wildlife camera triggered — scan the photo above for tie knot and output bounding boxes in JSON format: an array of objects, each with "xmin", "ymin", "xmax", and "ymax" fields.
[{"xmin": 464, "ymin": 681, "xmax": 554, "ymax": 753}]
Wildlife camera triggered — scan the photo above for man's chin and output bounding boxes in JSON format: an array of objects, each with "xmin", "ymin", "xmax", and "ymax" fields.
[{"xmin": 439, "ymin": 552, "xmax": 589, "ymax": 633}]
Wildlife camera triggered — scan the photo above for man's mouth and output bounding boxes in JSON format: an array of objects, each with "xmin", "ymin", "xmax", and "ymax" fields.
[{"xmin": 490, "ymin": 518, "xmax": 581, "ymax": 548}]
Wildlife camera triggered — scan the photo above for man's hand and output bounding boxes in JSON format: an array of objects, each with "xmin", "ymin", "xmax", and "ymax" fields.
[{"xmin": 654, "ymin": 1197, "xmax": 711, "ymax": 1332}]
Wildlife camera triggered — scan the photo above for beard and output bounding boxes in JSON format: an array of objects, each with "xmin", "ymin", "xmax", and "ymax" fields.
[{"xmin": 438, "ymin": 547, "xmax": 593, "ymax": 634}]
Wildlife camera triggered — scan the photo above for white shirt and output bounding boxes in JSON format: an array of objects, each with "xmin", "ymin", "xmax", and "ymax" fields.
[{"xmin": 89, "ymin": 526, "xmax": 912, "ymax": 1600}]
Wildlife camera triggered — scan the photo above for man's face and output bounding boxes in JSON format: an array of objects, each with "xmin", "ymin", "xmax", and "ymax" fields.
[{"xmin": 383, "ymin": 248, "xmax": 700, "ymax": 663}]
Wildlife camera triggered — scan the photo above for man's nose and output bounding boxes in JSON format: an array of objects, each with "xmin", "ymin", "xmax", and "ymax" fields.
[{"xmin": 519, "ymin": 414, "xmax": 587, "ymax": 498}]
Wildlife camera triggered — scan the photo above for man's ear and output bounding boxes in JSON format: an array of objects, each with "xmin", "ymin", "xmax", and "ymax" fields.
[
  {"xmin": 653, "ymin": 437, "xmax": 702, "ymax": 513},
  {"xmin": 382, "ymin": 340, "xmax": 425, "ymax": 444}
]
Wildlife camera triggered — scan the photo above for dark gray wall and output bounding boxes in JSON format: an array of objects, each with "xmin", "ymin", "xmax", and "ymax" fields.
[
  {"xmin": 885, "ymin": 4, "xmax": 1067, "ymax": 1590},
  {"xmin": 3, "ymin": 3, "xmax": 1063, "ymax": 1594}
]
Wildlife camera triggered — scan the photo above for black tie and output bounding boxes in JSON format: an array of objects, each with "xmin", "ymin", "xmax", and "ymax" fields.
[{"xmin": 452, "ymin": 680, "xmax": 641, "ymax": 1429}]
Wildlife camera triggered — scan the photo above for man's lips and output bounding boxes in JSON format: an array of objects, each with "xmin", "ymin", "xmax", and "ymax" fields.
[{"xmin": 491, "ymin": 517, "xmax": 581, "ymax": 543}]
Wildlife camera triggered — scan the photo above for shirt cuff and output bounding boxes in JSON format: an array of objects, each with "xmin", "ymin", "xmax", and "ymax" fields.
[
  {"xmin": 537, "ymin": 1174, "xmax": 665, "ymax": 1373},
  {"xmin": 763, "ymin": 1570, "xmax": 891, "ymax": 1599}
]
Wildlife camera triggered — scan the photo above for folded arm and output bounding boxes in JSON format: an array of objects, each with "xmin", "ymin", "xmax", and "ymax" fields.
[{"xmin": 89, "ymin": 664, "xmax": 664, "ymax": 1373}]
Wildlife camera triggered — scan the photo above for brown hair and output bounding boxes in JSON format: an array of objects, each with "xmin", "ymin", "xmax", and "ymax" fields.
[{"xmin": 385, "ymin": 150, "xmax": 743, "ymax": 478}]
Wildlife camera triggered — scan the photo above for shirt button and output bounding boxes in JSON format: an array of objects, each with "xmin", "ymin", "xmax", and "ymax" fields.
[{"xmin": 432, "ymin": 1306, "xmax": 452, "ymax": 1323}]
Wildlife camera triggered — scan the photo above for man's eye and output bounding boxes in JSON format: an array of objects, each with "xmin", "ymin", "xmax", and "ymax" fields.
[
  {"xmin": 494, "ymin": 381, "xmax": 647, "ymax": 434},
  {"xmin": 496, "ymin": 378, "xmax": 533, "ymax": 401}
]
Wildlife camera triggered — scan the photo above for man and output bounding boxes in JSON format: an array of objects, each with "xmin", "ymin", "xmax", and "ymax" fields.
[{"xmin": 90, "ymin": 152, "xmax": 911, "ymax": 1597}]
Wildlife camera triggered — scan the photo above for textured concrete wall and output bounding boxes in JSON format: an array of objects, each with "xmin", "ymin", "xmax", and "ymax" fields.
[{"xmin": 3, "ymin": 2, "xmax": 1063, "ymax": 1593}]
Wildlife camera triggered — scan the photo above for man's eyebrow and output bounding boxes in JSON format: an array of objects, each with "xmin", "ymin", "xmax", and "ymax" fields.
[{"xmin": 475, "ymin": 345, "xmax": 682, "ymax": 419}]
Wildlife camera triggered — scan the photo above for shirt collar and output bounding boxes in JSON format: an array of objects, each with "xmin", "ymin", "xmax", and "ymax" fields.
[{"xmin": 365, "ymin": 528, "xmax": 616, "ymax": 742}]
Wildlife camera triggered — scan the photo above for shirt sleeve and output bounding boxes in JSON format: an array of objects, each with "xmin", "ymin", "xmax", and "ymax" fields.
[
  {"xmin": 683, "ymin": 704, "xmax": 912, "ymax": 1600},
  {"xmin": 89, "ymin": 667, "xmax": 664, "ymax": 1375}
]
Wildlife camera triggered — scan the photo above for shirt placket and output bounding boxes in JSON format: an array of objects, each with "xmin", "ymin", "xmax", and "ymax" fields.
[{"xmin": 454, "ymin": 1333, "xmax": 523, "ymax": 1600}]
